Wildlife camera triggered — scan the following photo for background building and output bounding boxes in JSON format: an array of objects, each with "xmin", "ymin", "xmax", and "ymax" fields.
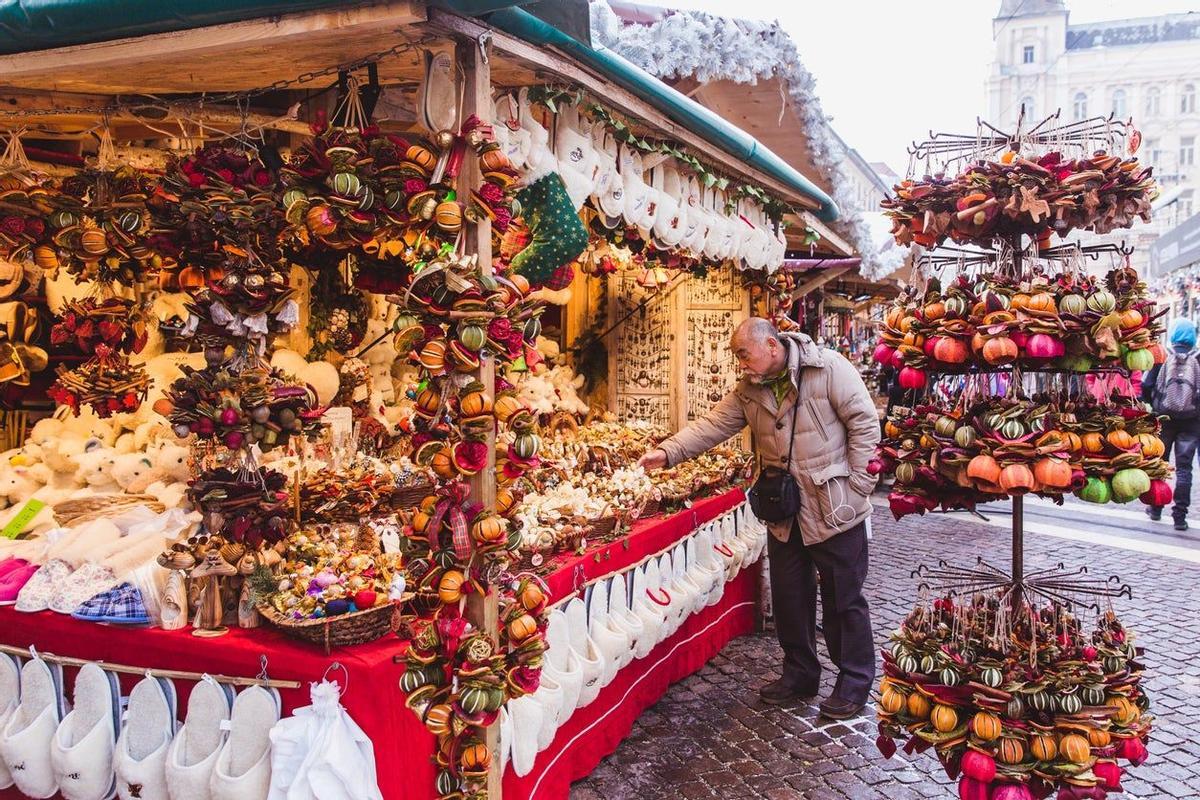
[{"xmin": 987, "ymin": 0, "xmax": 1200, "ymax": 273}]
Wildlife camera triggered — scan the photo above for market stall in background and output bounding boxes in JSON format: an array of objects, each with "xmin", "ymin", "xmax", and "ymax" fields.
[{"xmin": 0, "ymin": 2, "xmax": 867, "ymax": 799}]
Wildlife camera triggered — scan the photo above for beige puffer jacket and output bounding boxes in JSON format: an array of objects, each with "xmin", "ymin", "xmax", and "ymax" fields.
[{"xmin": 658, "ymin": 332, "xmax": 880, "ymax": 545}]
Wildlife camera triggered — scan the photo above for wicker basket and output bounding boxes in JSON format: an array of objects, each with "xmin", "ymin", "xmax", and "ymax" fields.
[
  {"xmin": 258, "ymin": 600, "xmax": 403, "ymax": 654},
  {"xmin": 585, "ymin": 514, "xmax": 619, "ymax": 541},
  {"xmin": 391, "ymin": 482, "xmax": 434, "ymax": 509},
  {"xmin": 55, "ymin": 494, "xmax": 165, "ymax": 526}
]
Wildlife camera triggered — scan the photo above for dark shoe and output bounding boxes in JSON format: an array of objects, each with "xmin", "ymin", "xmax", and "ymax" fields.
[
  {"xmin": 1147, "ymin": 506, "xmax": 1162, "ymax": 521},
  {"xmin": 818, "ymin": 695, "xmax": 866, "ymax": 720},
  {"xmin": 759, "ymin": 678, "xmax": 818, "ymax": 706},
  {"xmin": 1175, "ymin": 517, "xmax": 1189, "ymax": 531}
]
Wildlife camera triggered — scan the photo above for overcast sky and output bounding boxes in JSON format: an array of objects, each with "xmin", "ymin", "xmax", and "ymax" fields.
[{"xmin": 657, "ymin": 0, "xmax": 1198, "ymax": 176}]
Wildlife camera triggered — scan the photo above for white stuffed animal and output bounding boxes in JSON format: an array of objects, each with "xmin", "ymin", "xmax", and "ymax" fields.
[
  {"xmin": 112, "ymin": 452, "xmax": 156, "ymax": 493},
  {"xmin": 0, "ymin": 464, "xmax": 45, "ymax": 508},
  {"xmin": 72, "ymin": 447, "xmax": 120, "ymax": 497}
]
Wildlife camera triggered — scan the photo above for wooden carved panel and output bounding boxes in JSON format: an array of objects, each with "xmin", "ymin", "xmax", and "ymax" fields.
[
  {"xmin": 612, "ymin": 271, "xmax": 673, "ymax": 396},
  {"xmin": 686, "ymin": 267, "xmax": 741, "ymax": 308},
  {"xmin": 685, "ymin": 309, "xmax": 738, "ymax": 421},
  {"xmin": 616, "ymin": 394, "xmax": 671, "ymax": 428}
]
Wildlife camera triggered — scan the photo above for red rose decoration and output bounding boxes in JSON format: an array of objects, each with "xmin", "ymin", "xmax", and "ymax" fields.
[
  {"xmin": 0, "ymin": 217, "xmax": 25, "ymax": 237},
  {"xmin": 24, "ymin": 218, "xmax": 44, "ymax": 238},
  {"xmin": 216, "ymin": 168, "xmax": 236, "ymax": 184},
  {"xmin": 478, "ymin": 183, "xmax": 503, "ymax": 206},
  {"xmin": 487, "ymin": 318, "xmax": 512, "ymax": 341},
  {"xmin": 253, "ymin": 169, "xmax": 272, "ymax": 187},
  {"xmin": 492, "ymin": 207, "xmax": 512, "ymax": 233},
  {"xmin": 404, "ymin": 178, "xmax": 428, "ymax": 195}
]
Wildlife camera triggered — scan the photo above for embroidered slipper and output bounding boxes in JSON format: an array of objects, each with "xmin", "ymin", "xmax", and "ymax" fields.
[
  {"xmin": 543, "ymin": 609, "xmax": 582, "ymax": 721},
  {"xmin": 518, "ymin": 88, "xmax": 554, "ymax": 181},
  {"xmin": 51, "ymin": 563, "xmax": 120, "ymax": 615},
  {"xmin": 15, "ymin": 559, "xmax": 74, "ymax": 613},
  {"xmin": 50, "ymin": 663, "xmax": 120, "ymax": 800},
  {"xmin": 494, "ymin": 93, "xmax": 530, "ymax": 172},
  {"xmin": 651, "ymin": 160, "xmax": 686, "ymax": 247},
  {"xmin": 0, "ymin": 654, "xmax": 68, "ymax": 798},
  {"xmin": 680, "ymin": 173, "xmax": 707, "ymax": 255},
  {"xmin": 72, "ymin": 583, "xmax": 151, "ymax": 626},
  {"xmin": 618, "ymin": 144, "xmax": 652, "ymax": 230},
  {"xmin": 594, "ymin": 126, "xmax": 625, "ymax": 228},
  {"xmin": 552, "ymin": 103, "xmax": 596, "ymax": 211},
  {"xmin": 507, "ymin": 694, "xmax": 541, "ymax": 778},
  {"xmin": 562, "ymin": 598, "xmax": 604, "ymax": 709},
  {"xmin": 209, "ymin": 685, "xmax": 279, "ymax": 800},
  {"xmin": 642, "ymin": 559, "xmax": 673, "ymax": 647},
  {"xmin": 605, "ymin": 574, "xmax": 645, "ymax": 663},
  {"xmin": 0, "ymin": 563, "xmax": 40, "ymax": 605},
  {"xmin": 0, "ymin": 653, "xmax": 19, "ymax": 789},
  {"xmin": 630, "ymin": 564, "xmax": 666, "ymax": 658},
  {"xmin": 165, "ymin": 675, "xmax": 233, "ymax": 800},
  {"xmin": 113, "ymin": 675, "xmax": 177, "ymax": 800},
  {"xmin": 588, "ymin": 119, "xmax": 617, "ymax": 212}
]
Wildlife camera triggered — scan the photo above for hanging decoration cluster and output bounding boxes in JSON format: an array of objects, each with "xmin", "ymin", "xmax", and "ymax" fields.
[
  {"xmin": 873, "ymin": 266, "xmax": 1165, "ymax": 384},
  {"xmin": 877, "ymin": 595, "xmax": 1151, "ymax": 800}
]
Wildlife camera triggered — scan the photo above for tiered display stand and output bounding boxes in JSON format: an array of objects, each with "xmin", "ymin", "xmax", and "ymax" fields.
[{"xmin": 873, "ymin": 113, "xmax": 1159, "ymax": 799}]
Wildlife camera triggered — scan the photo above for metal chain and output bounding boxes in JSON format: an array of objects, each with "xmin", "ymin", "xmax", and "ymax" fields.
[{"xmin": 0, "ymin": 36, "xmax": 429, "ymax": 120}]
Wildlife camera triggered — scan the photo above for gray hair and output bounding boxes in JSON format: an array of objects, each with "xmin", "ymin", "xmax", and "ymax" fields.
[{"xmin": 732, "ymin": 317, "xmax": 780, "ymax": 346}]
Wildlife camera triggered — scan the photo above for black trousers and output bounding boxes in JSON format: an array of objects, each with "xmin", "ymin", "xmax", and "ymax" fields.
[{"xmin": 767, "ymin": 520, "xmax": 874, "ymax": 704}]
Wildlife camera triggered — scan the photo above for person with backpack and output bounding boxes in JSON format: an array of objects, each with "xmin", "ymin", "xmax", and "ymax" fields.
[{"xmin": 1141, "ymin": 318, "xmax": 1200, "ymax": 530}]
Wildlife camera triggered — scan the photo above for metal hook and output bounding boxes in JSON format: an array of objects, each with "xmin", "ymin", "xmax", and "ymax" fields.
[
  {"xmin": 257, "ymin": 654, "xmax": 270, "ymax": 685},
  {"xmin": 321, "ymin": 661, "xmax": 349, "ymax": 695}
]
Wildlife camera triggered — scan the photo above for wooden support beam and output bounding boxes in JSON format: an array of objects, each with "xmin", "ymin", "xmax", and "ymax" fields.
[
  {"xmin": 790, "ymin": 265, "xmax": 853, "ymax": 303},
  {"xmin": 455, "ymin": 36, "xmax": 502, "ymax": 799},
  {"xmin": 797, "ymin": 211, "xmax": 854, "ymax": 257},
  {"xmin": 0, "ymin": 0, "xmax": 424, "ymax": 94},
  {"xmin": 425, "ymin": 9, "xmax": 820, "ymax": 212}
]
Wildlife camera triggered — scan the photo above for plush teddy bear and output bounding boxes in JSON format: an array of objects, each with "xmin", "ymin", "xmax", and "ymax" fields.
[
  {"xmin": 0, "ymin": 463, "xmax": 45, "ymax": 508},
  {"xmin": 132, "ymin": 291, "xmax": 191, "ymax": 362},
  {"xmin": 142, "ymin": 351, "xmax": 205, "ymax": 409},
  {"xmin": 112, "ymin": 452, "xmax": 156, "ymax": 493},
  {"xmin": 125, "ymin": 442, "xmax": 192, "ymax": 509},
  {"xmin": 71, "ymin": 447, "xmax": 120, "ymax": 498}
]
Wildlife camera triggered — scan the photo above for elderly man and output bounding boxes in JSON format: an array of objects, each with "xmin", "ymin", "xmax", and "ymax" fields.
[{"xmin": 638, "ymin": 317, "xmax": 880, "ymax": 719}]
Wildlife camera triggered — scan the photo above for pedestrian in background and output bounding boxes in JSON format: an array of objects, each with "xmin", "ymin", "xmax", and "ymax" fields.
[{"xmin": 1141, "ymin": 318, "xmax": 1200, "ymax": 531}]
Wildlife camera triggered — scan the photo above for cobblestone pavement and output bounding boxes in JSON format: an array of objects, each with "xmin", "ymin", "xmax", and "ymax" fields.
[{"xmin": 570, "ymin": 504, "xmax": 1200, "ymax": 800}]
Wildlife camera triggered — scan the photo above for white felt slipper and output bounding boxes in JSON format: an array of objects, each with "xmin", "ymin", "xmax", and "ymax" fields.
[
  {"xmin": 586, "ymin": 581, "xmax": 625, "ymax": 687},
  {"xmin": 166, "ymin": 676, "xmax": 233, "ymax": 800},
  {"xmin": 630, "ymin": 565, "xmax": 666, "ymax": 658},
  {"xmin": 0, "ymin": 653, "xmax": 21, "ymax": 789},
  {"xmin": 531, "ymin": 669, "xmax": 563, "ymax": 754},
  {"xmin": 0, "ymin": 654, "xmax": 68, "ymax": 798},
  {"xmin": 643, "ymin": 559, "xmax": 673, "ymax": 647},
  {"xmin": 605, "ymin": 574, "xmax": 645, "ymax": 663},
  {"xmin": 114, "ymin": 675, "xmax": 177, "ymax": 800},
  {"xmin": 507, "ymin": 694, "xmax": 541, "ymax": 778},
  {"xmin": 209, "ymin": 686, "xmax": 279, "ymax": 800},
  {"xmin": 563, "ymin": 598, "xmax": 604, "ymax": 708},
  {"xmin": 544, "ymin": 609, "xmax": 582, "ymax": 720},
  {"xmin": 51, "ymin": 663, "xmax": 120, "ymax": 800}
]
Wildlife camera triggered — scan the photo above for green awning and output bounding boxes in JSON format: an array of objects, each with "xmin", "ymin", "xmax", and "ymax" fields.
[{"xmin": 0, "ymin": 0, "xmax": 363, "ymax": 54}]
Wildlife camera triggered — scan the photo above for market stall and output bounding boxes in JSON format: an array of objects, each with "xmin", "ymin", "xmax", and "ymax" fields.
[
  {"xmin": 870, "ymin": 113, "xmax": 1157, "ymax": 799},
  {"xmin": 0, "ymin": 3, "xmax": 840, "ymax": 799}
]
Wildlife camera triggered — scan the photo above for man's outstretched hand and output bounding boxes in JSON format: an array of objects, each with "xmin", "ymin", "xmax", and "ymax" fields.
[{"xmin": 637, "ymin": 449, "xmax": 667, "ymax": 471}]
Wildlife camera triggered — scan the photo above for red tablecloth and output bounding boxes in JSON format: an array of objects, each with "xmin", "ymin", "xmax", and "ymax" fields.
[{"xmin": 0, "ymin": 488, "xmax": 755, "ymax": 800}]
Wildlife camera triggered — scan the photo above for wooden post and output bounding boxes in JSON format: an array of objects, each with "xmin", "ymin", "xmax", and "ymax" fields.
[{"xmin": 455, "ymin": 36, "xmax": 501, "ymax": 798}]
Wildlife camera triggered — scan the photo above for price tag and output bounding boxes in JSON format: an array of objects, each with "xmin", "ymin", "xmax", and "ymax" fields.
[{"xmin": 2, "ymin": 499, "xmax": 45, "ymax": 539}]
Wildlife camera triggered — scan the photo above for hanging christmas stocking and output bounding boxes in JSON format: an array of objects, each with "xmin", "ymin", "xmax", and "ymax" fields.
[{"xmin": 507, "ymin": 171, "xmax": 588, "ymax": 290}]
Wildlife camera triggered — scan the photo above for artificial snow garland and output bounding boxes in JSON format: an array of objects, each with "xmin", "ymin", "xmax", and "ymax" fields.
[{"xmin": 588, "ymin": 0, "xmax": 901, "ymax": 279}]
